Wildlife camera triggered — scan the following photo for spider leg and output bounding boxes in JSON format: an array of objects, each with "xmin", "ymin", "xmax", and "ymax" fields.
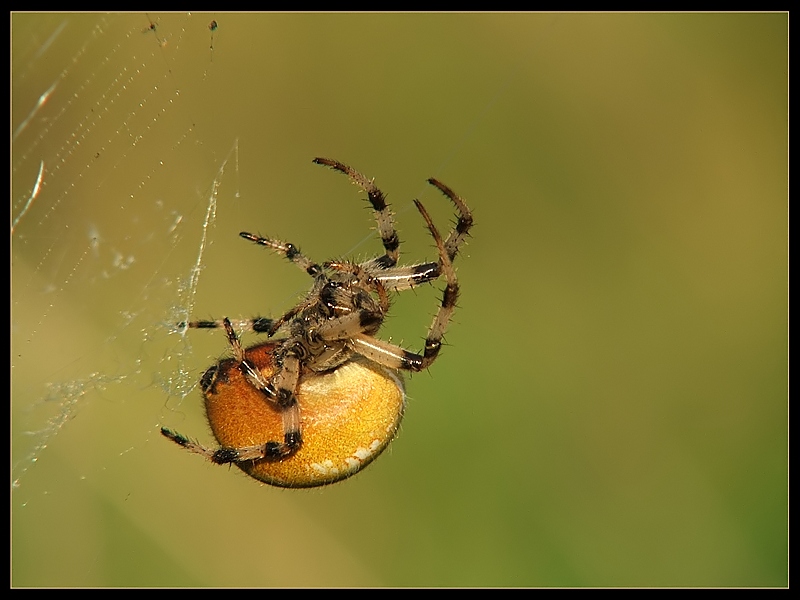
[
  {"xmin": 427, "ymin": 178, "xmax": 474, "ymax": 263},
  {"xmin": 239, "ymin": 232, "xmax": 324, "ymax": 278},
  {"xmin": 314, "ymin": 157, "xmax": 400, "ymax": 268},
  {"xmin": 364, "ymin": 178, "xmax": 472, "ymax": 291},
  {"xmin": 350, "ymin": 198, "xmax": 459, "ymax": 372},
  {"xmin": 371, "ymin": 261, "xmax": 441, "ymax": 292},
  {"xmin": 160, "ymin": 427, "xmax": 287, "ymax": 464},
  {"xmin": 220, "ymin": 318, "xmax": 302, "ymax": 458},
  {"xmin": 412, "ymin": 199, "xmax": 459, "ymax": 368},
  {"xmin": 179, "ymin": 317, "xmax": 274, "ymax": 333},
  {"xmin": 311, "ymin": 310, "xmax": 382, "ymax": 342},
  {"xmin": 161, "ymin": 322, "xmax": 303, "ymax": 464}
]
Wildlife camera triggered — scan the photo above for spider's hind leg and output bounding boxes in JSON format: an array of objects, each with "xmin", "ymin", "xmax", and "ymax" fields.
[
  {"xmin": 161, "ymin": 320, "xmax": 303, "ymax": 465},
  {"xmin": 160, "ymin": 427, "xmax": 288, "ymax": 464},
  {"xmin": 219, "ymin": 318, "xmax": 303, "ymax": 459}
]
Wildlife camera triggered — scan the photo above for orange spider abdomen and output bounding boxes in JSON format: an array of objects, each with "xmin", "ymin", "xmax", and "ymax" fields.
[{"xmin": 202, "ymin": 341, "xmax": 406, "ymax": 488}]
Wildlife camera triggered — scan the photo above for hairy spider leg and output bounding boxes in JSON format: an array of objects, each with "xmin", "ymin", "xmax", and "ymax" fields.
[
  {"xmin": 349, "ymin": 198, "xmax": 459, "ymax": 372},
  {"xmin": 367, "ymin": 177, "xmax": 474, "ymax": 292},
  {"xmin": 161, "ymin": 317, "xmax": 303, "ymax": 461},
  {"xmin": 313, "ymin": 157, "xmax": 400, "ymax": 268}
]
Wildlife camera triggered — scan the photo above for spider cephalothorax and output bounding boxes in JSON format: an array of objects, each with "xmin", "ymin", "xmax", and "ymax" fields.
[{"xmin": 161, "ymin": 158, "xmax": 473, "ymax": 487}]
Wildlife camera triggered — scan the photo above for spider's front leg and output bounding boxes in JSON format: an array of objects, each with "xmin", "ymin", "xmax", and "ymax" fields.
[
  {"xmin": 179, "ymin": 317, "xmax": 275, "ymax": 333},
  {"xmin": 350, "ymin": 199, "xmax": 460, "ymax": 372},
  {"xmin": 313, "ymin": 157, "xmax": 401, "ymax": 268},
  {"xmin": 368, "ymin": 176, "xmax": 473, "ymax": 292},
  {"xmin": 161, "ymin": 319, "xmax": 303, "ymax": 463}
]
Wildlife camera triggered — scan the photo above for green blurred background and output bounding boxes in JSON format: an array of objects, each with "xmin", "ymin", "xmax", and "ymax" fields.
[{"xmin": 12, "ymin": 13, "xmax": 787, "ymax": 587}]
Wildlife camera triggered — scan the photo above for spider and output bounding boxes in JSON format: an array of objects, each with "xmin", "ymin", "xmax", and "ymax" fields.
[{"xmin": 161, "ymin": 158, "xmax": 473, "ymax": 487}]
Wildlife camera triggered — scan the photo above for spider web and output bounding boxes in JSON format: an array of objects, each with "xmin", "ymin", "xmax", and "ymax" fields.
[{"xmin": 11, "ymin": 13, "xmax": 241, "ymax": 491}]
